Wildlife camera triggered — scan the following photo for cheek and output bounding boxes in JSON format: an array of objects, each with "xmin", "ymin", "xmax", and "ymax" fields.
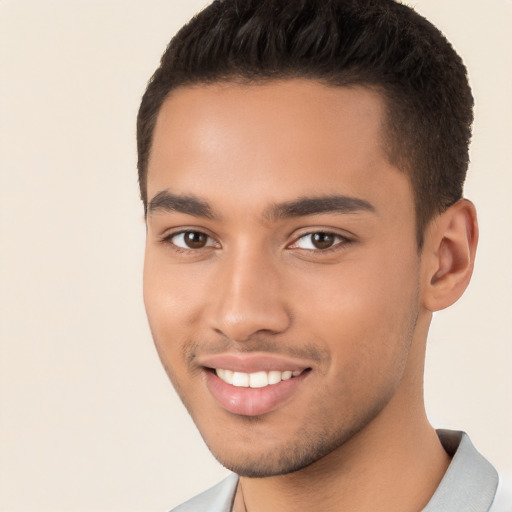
[
  {"xmin": 291, "ymin": 249, "xmax": 420, "ymax": 376},
  {"xmin": 143, "ymin": 249, "xmax": 207, "ymax": 332},
  {"xmin": 143, "ymin": 249, "xmax": 204, "ymax": 381}
]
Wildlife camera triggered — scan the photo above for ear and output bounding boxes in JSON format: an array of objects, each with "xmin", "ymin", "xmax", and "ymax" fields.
[{"xmin": 421, "ymin": 199, "xmax": 479, "ymax": 312}]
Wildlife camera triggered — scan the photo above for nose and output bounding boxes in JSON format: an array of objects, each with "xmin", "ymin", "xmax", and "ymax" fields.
[{"xmin": 207, "ymin": 248, "xmax": 291, "ymax": 342}]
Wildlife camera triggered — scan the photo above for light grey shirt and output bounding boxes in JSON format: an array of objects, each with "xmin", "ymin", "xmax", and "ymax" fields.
[{"xmin": 171, "ymin": 430, "xmax": 502, "ymax": 512}]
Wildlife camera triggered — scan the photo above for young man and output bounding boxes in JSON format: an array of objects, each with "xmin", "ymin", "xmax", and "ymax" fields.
[{"xmin": 137, "ymin": 1, "xmax": 503, "ymax": 510}]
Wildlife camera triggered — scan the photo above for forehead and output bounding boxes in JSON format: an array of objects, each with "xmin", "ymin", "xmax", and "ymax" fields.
[{"xmin": 147, "ymin": 80, "xmax": 412, "ymax": 218}]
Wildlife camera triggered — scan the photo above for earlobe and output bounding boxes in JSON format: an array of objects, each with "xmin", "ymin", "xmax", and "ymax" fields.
[{"xmin": 421, "ymin": 199, "xmax": 478, "ymax": 312}]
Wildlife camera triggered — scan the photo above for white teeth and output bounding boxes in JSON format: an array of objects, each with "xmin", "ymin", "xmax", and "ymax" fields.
[
  {"xmin": 215, "ymin": 368, "xmax": 303, "ymax": 387},
  {"xmin": 232, "ymin": 371, "xmax": 250, "ymax": 387},
  {"xmin": 268, "ymin": 370, "xmax": 282, "ymax": 385},
  {"xmin": 224, "ymin": 369, "xmax": 234, "ymax": 384},
  {"xmin": 249, "ymin": 371, "xmax": 268, "ymax": 388}
]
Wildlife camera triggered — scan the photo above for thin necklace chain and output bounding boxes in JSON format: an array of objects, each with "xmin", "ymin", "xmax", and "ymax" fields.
[{"xmin": 235, "ymin": 481, "xmax": 248, "ymax": 512}]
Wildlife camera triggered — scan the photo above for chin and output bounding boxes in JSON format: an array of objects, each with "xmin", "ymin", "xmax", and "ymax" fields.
[{"xmin": 203, "ymin": 420, "xmax": 365, "ymax": 478}]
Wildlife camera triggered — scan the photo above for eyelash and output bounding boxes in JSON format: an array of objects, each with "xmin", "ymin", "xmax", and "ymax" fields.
[{"xmin": 160, "ymin": 229, "xmax": 352, "ymax": 256}]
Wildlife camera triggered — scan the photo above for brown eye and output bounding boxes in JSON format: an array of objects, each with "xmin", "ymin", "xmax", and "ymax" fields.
[
  {"xmin": 183, "ymin": 231, "xmax": 208, "ymax": 249},
  {"xmin": 290, "ymin": 231, "xmax": 347, "ymax": 251},
  {"xmin": 168, "ymin": 231, "xmax": 215, "ymax": 250},
  {"xmin": 311, "ymin": 232, "xmax": 336, "ymax": 249}
]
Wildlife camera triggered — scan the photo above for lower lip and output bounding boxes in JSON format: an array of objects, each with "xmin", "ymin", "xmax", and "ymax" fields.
[{"xmin": 204, "ymin": 370, "xmax": 308, "ymax": 417}]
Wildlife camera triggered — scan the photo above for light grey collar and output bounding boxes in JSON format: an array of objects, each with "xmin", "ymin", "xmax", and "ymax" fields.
[{"xmin": 422, "ymin": 430, "xmax": 499, "ymax": 512}]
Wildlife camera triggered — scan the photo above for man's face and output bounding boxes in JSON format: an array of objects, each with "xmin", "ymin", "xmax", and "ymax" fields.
[{"xmin": 143, "ymin": 80, "xmax": 424, "ymax": 477}]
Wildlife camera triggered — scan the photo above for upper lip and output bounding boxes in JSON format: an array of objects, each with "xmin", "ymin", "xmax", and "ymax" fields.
[{"xmin": 196, "ymin": 352, "xmax": 312, "ymax": 373}]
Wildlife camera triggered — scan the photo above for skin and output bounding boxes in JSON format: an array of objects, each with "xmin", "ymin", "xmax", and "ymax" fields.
[{"xmin": 143, "ymin": 80, "xmax": 478, "ymax": 512}]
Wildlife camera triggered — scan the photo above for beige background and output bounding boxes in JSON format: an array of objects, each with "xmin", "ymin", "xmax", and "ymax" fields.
[{"xmin": 1, "ymin": 1, "xmax": 511, "ymax": 511}]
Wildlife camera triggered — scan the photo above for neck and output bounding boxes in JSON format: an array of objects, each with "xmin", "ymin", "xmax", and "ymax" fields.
[{"xmin": 236, "ymin": 314, "xmax": 450, "ymax": 512}]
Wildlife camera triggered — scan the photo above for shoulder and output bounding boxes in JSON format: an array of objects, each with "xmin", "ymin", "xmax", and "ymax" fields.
[{"xmin": 170, "ymin": 474, "xmax": 239, "ymax": 512}]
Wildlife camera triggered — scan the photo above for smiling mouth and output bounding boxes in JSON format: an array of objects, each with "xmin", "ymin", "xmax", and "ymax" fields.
[
  {"xmin": 203, "ymin": 365, "xmax": 311, "ymax": 416},
  {"xmin": 214, "ymin": 368, "xmax": 305, "ymax": 388}
]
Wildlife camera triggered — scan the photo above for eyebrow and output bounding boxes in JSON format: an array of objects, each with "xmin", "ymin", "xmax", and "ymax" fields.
[
  {"xmin": 265, "ymin": 195, "xmax": 376, "ymax": 220},
  {"xmin": 147, "ymin": 190, "xmax": 375, "ymax": 221},
  {"xmin": 148, "ymin": 190, "xmax": 215, "ymax": 219}
]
